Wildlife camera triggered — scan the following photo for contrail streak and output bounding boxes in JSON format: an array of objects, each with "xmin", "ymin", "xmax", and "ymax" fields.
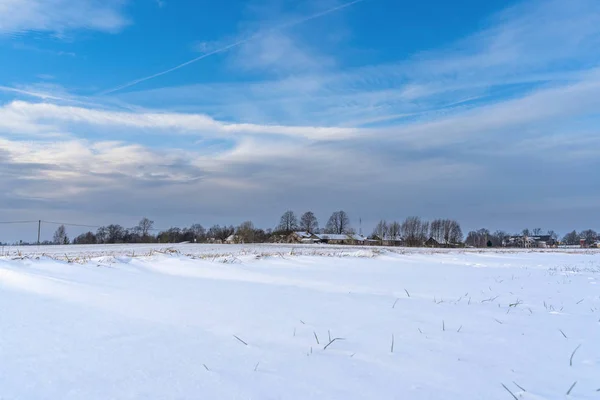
[{"xmin": 99, "ymin": 0, "xmax": 366, "ymax": 95}]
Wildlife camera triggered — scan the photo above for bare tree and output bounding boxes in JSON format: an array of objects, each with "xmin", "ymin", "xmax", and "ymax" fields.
[
  {"xmin": 277, "ymin": 211, "xmax": 298, "ymax": 233},
  {"xmin": 325, "ymin": 211, "xmax": 351, "ymax": 234},
  {"xmin": 299, "ymin": 212, "xmax": 319, "ymax": 233},
  {"xmin": 465, "ymin": 228, "xmax": 490, "ymax": 248},
  {"xmin": 208, "ymin": 225, "xmax": 235, "ymax": 243},
  {"xmin": 492, "ymin": 230, "xmax": 509, "ymax": 247},
  {"xmin": 106, "ymin": 224, "xmax": 126, "ymax": 243},
  {"xmin": 53, "ymin": 225, "xmax": 69, "ymax": 245},
  {"xmin": 388, "ymin": 221, "xmax": 402, "ymax": 245},
  {"xmin": 580, "ymin": 229, "xmax": 597, "ymax": 246},
  {"xmin": 373, "ymin": 220, "xmax": 389, "ymax": 243},
  {"xmin": 522, "ymin": 228, "xmax": 531, "ymax": 237},
  {"xmin": 137, "ymin": 217, "xmax": 154, "ymax": 238},
  {"xmin": 96, "ymin": 226, "xmax": 108, "ymax": 244},
  {"xmin": 532, "ymin": 228, "xmax": 543, "ymax": 236},
  {"xmin": 73, "ymin": 232, "xmax": 96, "ymax": 245},
  {"xmin": 236, "ymin": 221, "xmax": 255, "ymax": 243},
  {"xmin": 448, "ymin": 220, "xmax": 463, "ymax": 244},
  {"xmin": 561, "ymin": 230, "xmax": 579, "ymax": 245},
  {"xmin": 401, "ymin": 216, "xmax": 428, "ymax": 247},
  {"xmin": 428, "ymin": 219, "xmax": 461, "ymax": 245},
  {"xmin": 430, "ymin": 219, "xmax": 443, "ymax": 243},
  {"xmin": 190, "ymin": 224, "xmax": 206, "ymax": 242}
]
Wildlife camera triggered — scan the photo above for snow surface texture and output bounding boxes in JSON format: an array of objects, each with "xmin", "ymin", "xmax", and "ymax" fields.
[{"xmin": 0, "ymin": 244, "xmax": 599, "ymax": 399}]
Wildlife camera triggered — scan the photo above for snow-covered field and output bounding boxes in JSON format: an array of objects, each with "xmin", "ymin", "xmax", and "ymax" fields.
[{"xmin": 1, "ymin": 244, "xmax": 599, "ymax": 399}]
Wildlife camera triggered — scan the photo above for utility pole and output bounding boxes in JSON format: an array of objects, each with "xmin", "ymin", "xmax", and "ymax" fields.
[{"xmin": 37, "ymin": 220, "xmax": 41, "ymax": 245}]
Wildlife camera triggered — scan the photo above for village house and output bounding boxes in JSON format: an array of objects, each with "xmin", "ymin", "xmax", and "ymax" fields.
[
  {"xmin": 225, "ymin": 234, "xmax": 240, "ymax": 244},
  {"xmin": 370, "ymin": 234, "xmax": 404, "ymax": 246},
  {"xmin": 316, "ymin": 233, "xmax": 368, "ymax": 245},
  {"xmin": 425, "ymin": 237, "xmax": 440, "ymax": 247},
  {"xmin": 287, "ymin": 232, "xmax": 321, "ymax": 244},
  {"xmin": 504, "ymin": 235, "xmax": 557, "ymax": 248},
  {"xmin": 580, "ymin": 238, "xmax": 600, "ymax": 248}
]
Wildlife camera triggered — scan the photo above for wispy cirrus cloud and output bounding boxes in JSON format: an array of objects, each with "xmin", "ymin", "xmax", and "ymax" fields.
[
  {"xmin": 127, "ymin": 0, "xmax": 600, "ymax": 129},
  {"xmin": 0, "ymin": 0, "xmax": 129, "ymax": 36},
  {"xmin": 100, "ymin": 0, "xmax": 364, "ymax": 94}
]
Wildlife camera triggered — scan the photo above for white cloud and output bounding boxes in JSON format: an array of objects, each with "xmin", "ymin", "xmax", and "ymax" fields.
[
  {"xmin": 125, "ymin": 0, "xmax": 600, "ymax": 128},
  {"xmin": 0, "ymin": 100, "xmax": 362, "ymax": 141},
  {"xmin": 232, "ymin": 31, "xmax": 335, "ymax": 75},
  {"xmin": 0, "ymin": 0, "xmax": 128, "ymax": 35}
]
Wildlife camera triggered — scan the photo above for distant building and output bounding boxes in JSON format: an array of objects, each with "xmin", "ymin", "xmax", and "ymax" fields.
[
  {"xmin": 316, "ymin": 233, "xmax": 368, "ymax": 245},
  {"xmin": 370, "ymin": 234, "xmax": 404, "ymax": 247},
  {"xmin": 225, "ymin": 234, "xmax": 239, "ymax": 244},
  {"xmin": 504, "ymin": 235, "xmax": 557, "ymax": 248},
  {"xmin": 425, "ymin": 237, "xmax": 440, "ymax": 247},
  {"xmin": 287, "ymin": 232, "xmax": 321, "ymax": 244}
]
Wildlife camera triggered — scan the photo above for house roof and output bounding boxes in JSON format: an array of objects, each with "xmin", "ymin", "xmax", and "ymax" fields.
[
  {"xmin": 372, "ymin": 234, "xmax": 403, "ymax": 241},
  {"xmin": 292, "ymin": 231, "xmax": 315, "ymax": 239},
  {"xmin": 507, "ymin": 235, "xmax": 553, "ymax": 242},
  {"xmin": 317, "ymin": 234, "xmax": 367, "ymax": 241}
]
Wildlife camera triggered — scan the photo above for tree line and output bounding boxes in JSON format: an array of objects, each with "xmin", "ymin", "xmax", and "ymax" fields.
[
  {"xmin": 12, "ymin": 211, "xmax": 597, "ymax": 247},
  {"xmin": 51, "ymin": 212, "xmax": 465, "ymax": 247},
  {"xmin": 372, "ymin": 217, "xmax": 463, "ymax": 246},
  {"xmin": 463, "ymin": 227, "xmax": 598, "ymax": 247}
]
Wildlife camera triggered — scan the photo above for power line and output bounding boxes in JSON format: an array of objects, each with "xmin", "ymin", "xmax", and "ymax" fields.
[
  {"xmin": 41, "ymin": 220, "xmax": 102, "ymax": 229},
  {"xmin": 0, "ymin": 220, "xmax": 38, "ymax": 224},
  {"xmin": 41, "ymin": 221, "xmax": 173, "ymax": 232}
]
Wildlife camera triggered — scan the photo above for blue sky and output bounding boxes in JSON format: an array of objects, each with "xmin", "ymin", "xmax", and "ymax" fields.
[{"xmin": 1, "ymin": 0, "xmax": 599, "ymax": 242}]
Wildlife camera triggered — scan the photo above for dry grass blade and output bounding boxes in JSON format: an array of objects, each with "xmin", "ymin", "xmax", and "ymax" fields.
[
  {"xmin": 233, "ymin": 335, "xmax": 248, "ymax": 346},
  {"xmin": 203, "ymin": 364, "xmax": 210, "ymax": 371},
  {"xmin": 457, "ymin": 325, "xmax": 462, "ymax": 333},
  {"xmin": 566, "ymin": 381, "xmax": 577, "ymax": 395},
  {"xmin": 559, "ymin": 329, "xmax": 567, "ymax": 339},
  {"xmin": 404, "ymin": 289, "xmax": 410, "ymax": 298},
  {"xmin": 392, "ymin": 298, "xmax": 399, "ymax": 308},
  {"xmin": 482, "ymin": 296, "xmax": 500, "ymax": 303},
  {"xmin": 314, "ymin": 331, "xmax": 320, "ymax": 345},
  {"xmin": 570, "ymin": 344, "xmax": 581, "ymax": 366},
  {"xmin": 254, "ymin": 362, "xmax": 260, "ymax": 372},
  {"xmin": 391, "ymin": 334, "xmax": 394, "ymax": 353},
  {"xmin": 512, "ymin": 381, "xmax": 526, "ymax": 392},
  {"xmin": 501, "ymin": 383, "xmax": 518, "ymax": 400},
  {"xmin": 323, "ymin": 337, "xmax": 345, "ymax": 350},
  {"xmin": 576, "ymin": 298, "xmax": 584, "ymax": 304}
]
